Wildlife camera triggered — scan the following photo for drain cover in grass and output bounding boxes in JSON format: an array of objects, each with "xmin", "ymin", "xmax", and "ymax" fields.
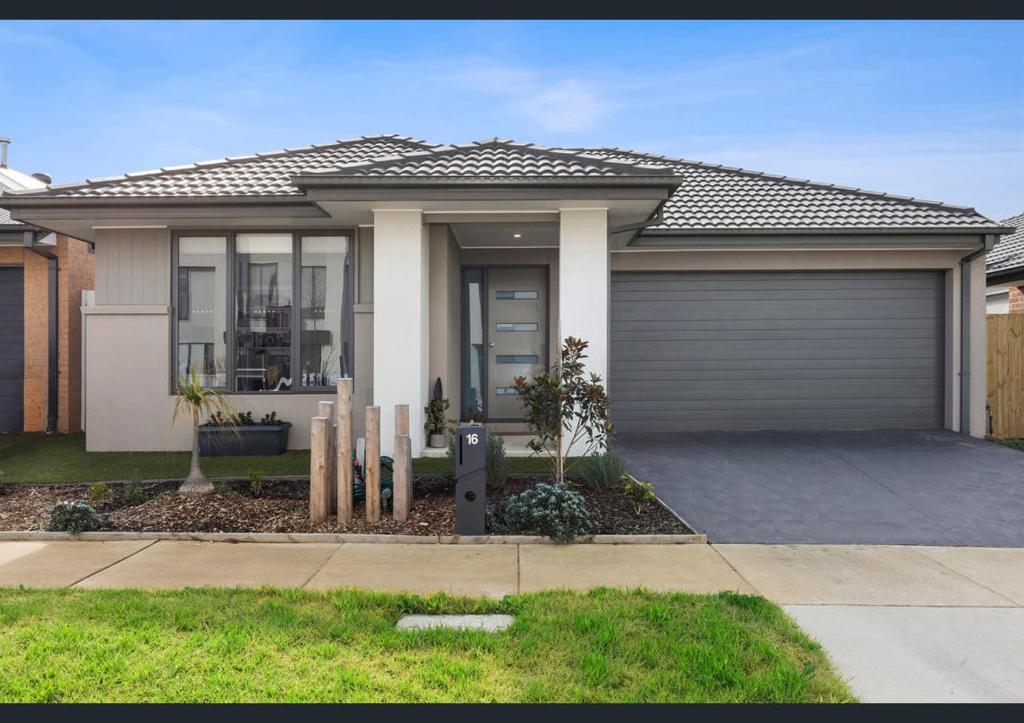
[{"xmin": 396, "ymin": 615, "xmax": 514, "ymax": 632}]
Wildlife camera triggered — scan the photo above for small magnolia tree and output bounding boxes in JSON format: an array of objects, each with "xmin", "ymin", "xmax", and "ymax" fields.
[
  {"xmin": 173, "ymin": 371, "xmax": 234, "ymax": 494},
  {"xmin": 513, "ymin": 336, "xmax": 612, "ymax": 485}
]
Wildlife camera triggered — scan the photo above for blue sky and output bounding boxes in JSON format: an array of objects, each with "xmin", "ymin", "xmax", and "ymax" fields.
[{"xmin": 1, "ymin": 20, "xmax": 1022, "ymax": 218}]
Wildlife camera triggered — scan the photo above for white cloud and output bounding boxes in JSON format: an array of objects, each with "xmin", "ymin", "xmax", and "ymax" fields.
[{"xmin": 450, "ymin": 64, "xmax": 612, "ymax": 132}]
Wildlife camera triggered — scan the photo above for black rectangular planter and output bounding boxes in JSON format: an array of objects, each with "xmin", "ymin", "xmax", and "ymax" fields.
[{"xmin": 199, "ymin": 423, "xmax": 292, "ymax": 456}]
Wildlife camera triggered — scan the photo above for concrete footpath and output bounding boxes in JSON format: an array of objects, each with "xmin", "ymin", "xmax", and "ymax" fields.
[{"xmin": 1, "ymin": 540, "xmax": 1022, "ymax": 702}]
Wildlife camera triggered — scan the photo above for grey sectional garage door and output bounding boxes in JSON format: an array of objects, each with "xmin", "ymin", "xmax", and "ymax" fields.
[
  {"xmin": 0, "ymin": 267, "xmax": 24, "ymax": 432},
  {"xmin": 610, "ymin": 270, "xmax": 945, "ymax": 432}
]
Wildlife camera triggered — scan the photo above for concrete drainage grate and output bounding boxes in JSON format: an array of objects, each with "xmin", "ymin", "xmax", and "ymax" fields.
[{"xmin": 396, "ymin": 614, "xmax": 514, "ymax": 632}]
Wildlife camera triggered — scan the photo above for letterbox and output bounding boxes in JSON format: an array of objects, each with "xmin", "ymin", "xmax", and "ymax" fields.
[{"xmin": 454, "ymin": 424, "xmax": 487, "ymax": 536}]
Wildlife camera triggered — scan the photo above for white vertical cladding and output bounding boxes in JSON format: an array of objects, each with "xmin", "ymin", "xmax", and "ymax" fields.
[
  {"xmin": 372, "ymin": 209, "xmax": 429, "ymax": 456},
  {"xmin": 559, "ymin": 208, "xmax": 609, "ymax": 454},
  {"xmin": 968, "ymin": 256, "xmax": 987, "ymax": 438}
]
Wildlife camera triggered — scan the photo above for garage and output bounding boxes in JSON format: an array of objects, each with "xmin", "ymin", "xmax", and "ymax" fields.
[
  {"xmin": 610, "ymin": 270, "xmax": 945, "ymax": 433},
  {"xmin": 0, "ymin": 266, "xmax": 24, "ymax": 431}
]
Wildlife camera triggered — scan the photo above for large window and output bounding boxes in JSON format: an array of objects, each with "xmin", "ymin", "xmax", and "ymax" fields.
[
  {"xmin": 174, "ymin": 231, "xmax": 352, "ymax": 393},
  {"xmin": 176, "ymin": 237, "xmax": 227, "ymax": 387}
]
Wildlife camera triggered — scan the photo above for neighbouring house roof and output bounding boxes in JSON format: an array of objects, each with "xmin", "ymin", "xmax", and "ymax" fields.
[
  {"xmin": 0, "ymin": 165, "xmax": 48, "ymax": 228},
  {"xmin": 987, "ymin": 212, "xmax": 1024, "ymax": 276},
  {"xmin": 2, "ymin": 134, "xmax": 1006, "ymax": 234}
]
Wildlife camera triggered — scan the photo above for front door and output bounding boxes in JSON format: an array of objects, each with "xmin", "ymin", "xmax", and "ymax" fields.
[{"xmin": 461, "ymin": 266, "xmax": 548, "ymax": 421}]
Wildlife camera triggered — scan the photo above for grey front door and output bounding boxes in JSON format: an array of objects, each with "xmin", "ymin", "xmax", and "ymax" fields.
[
  {"xmin": 610, "ymin": 270, "xmax": 945, "ymax": 433},
  {"xmin": 462, "ymin": 267, "xmax": 548, "ymax": 421},
  {"xmin": 0, "ymin": 267, "xmax": 25, "ymax": 432}
]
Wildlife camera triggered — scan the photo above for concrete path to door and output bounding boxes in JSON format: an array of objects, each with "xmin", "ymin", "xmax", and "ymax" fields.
[
  {"xmin": 2, "ymin": 540, "xmax": 1023, "ymax": 702},
  {"xmin": 617, "ymin": 430, "xmax": 1024, "ymax": 546}
]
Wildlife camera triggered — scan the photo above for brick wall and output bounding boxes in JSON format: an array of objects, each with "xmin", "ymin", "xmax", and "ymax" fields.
[
  {"xmin": 0, "ymin": 236, "xmax": 95, "ymax": 432},
  {"xmin": 1009, "ymin": 286, "xmax": 1024, "ymax": 314},
  {"xmin": 56, "ymin": 235, "xmax": 95, "ymax": 432}
]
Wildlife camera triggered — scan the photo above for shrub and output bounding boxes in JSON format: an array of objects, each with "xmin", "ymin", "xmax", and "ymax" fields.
[
  {"xmin": 575, "ymin": 451, "xmax": 625, "ymax": 492},
  {"xmin": 513, "ymin": 336, "xmax": 612, "ymax": 485},
  {"xmin": 88, "ymin": 482, "xmax": 111, "ymax": 508},
  {"xmin": 623, "ymin": 476, "xmax": 656, "ymax": 516},
  {"xmin": 249, "ymin": 470, "xmax": 265, "ymax": 496},
  {"xmin": 121, "ymin": 482, "xmax": 148, "ymax": 507},
  {"xmin": 486, "ymin": 434, "xmax": 508, "ymax": 486},
  {"xmin": 498, "ymin": 483, "xmax": 595, "ymax": 543},
  {"xmin": 46, "ymin": 501, "xmax": 109, "ymax": 533}
]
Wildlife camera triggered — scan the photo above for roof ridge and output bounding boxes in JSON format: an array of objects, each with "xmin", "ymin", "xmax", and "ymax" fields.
[
  {"xmin": 570, "ymin": 145, "xmax": 991, "ymax": 219},
  {"xmin": 306, "ymin": 138, "xmax": 674, "ymax": 177},
  {"xmin": 11, "ymin": 134, "xmax": 443, "ymax": 196}
]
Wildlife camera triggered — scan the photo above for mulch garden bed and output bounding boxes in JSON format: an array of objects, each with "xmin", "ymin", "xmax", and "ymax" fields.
[{"xmin": 0, "ymin": 475, "xmax": 691, "ymax": 536}]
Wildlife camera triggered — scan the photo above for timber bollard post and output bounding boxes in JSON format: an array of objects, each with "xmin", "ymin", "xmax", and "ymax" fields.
[
  {"xmin": 336, "ymin": 378, "xmax": 353, "ymax": 524},
  {"xmin": 365, "ymin": 406, "xmax": 381, "ymax": 522},
  {"xmin": 393, "ymin": 404, "xmax": 412, "ymax": 522},
  {"xmin": 309, "ymin": 416, "xmax": 329, "ymax": 523},
  {"xmin": 318, "ymin": 401, "xmax": 336, "ymax": 513}
]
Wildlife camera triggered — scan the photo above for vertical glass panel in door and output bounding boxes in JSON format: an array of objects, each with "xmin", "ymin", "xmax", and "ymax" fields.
[
  {"xmin": 461, "ymin": 268, "xmax": 485, "ymax": 422},
  {"xmin": 177, "ymin": 236, "xmax": 227, "ymax": 387},
  {"xmin": 300, "ymin": 235, "xmax": 349, "ymax": 387},
  {"xmin": 487, "ymin": 267, "xmax": 547, "ymax": 419},
  {"xmin": 235, "ymin": 233, "xmax": 293, "ymax": 392}
]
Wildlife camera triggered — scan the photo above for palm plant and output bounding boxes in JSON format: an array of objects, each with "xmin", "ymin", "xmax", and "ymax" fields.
[{"xmin": 173, "ymin": 371, "xmax": 234, "ymax": 494}]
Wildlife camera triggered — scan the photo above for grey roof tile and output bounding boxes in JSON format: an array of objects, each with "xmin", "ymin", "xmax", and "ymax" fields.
[
  {"xmin": 27, "ymin": 135, "xmax": 440, "ymax": 198},
  {"xmin": 575, "ymin": 147, "xmax": 997, "ymax": 230},
  {"xmin": 987, "ymin": 212, "xmax": 1024, "ymax": 274},
  {"xmin": 6, "ymin": 135, "xmax": 1002, "ymax": 233}
]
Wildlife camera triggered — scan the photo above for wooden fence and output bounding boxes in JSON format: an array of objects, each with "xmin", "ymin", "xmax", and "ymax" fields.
[{"xmin": 986, "ymin": 314, "xmax": 1024, "ymax": 438}]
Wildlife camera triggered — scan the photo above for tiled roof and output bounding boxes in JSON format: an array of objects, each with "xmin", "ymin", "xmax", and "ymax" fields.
[
  {"xmin": 313, "ymin": 139, "xmax": 674, "ymax": 180},
  {"xmin": 6, "ymin": 134, "xmax": 1003, "ymax": 232},
  {"xmin": 23, "ymin": 135, "xmax": 440, "ymax": 198},
  {"xmin": 987, "ymin": 212, "xmax": 1024, "ymax": 274},
  {"xmin": 575, "ymin": 147, "xmax": 996, "ymax": 231}
]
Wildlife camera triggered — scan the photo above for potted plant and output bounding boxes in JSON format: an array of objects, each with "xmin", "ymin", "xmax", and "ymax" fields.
[
  {"xmin": 424, "ymin": 377, "xmax": 451, "ymax": 448},
  {"xmin": 173, "ymin": 372, "xmax": 235, "ymax": 494},
  {"xmin": 199, "ymin": 409, "xmax": 292, "ymax": 457}
]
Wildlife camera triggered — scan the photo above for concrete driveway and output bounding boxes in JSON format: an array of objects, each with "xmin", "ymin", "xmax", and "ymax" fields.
[{"xmin": 617, "ymin": 430, "xmax": 1024, "ymax": 546}]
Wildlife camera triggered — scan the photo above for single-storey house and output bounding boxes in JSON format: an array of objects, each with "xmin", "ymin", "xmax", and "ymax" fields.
[
  {"xmin": 0, "ymin": 138, "xmax": 95, "ymax": 433},
  {"xmin": 1, "ymin": 135, "xmax": 1011, "ymax": 454},
  {"xmin": 986, "ymin": 212, "xmax": 1024, "ymax": 314}
]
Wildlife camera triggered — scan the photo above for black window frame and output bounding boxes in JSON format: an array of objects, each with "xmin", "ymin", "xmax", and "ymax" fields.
[{"xmin": 170, "ymin": 229, "xmax": 355, "ymax": 395}]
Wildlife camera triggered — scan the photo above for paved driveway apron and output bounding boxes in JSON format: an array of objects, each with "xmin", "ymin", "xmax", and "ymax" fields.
[{"xmin": 617, "ymin": 430, "xmax": 1024, "ymax": 545}]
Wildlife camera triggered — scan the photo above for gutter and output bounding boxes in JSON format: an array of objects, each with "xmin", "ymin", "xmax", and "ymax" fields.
[{"xmin": 958, "ymin": 234, "xmax": 997, "ymax": 435}]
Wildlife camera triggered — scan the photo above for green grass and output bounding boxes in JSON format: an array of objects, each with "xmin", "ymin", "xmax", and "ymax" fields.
[
  {"xmin": 0, "ymin": 433, "xmax": 558, "ymax": 483},
  {"xmin": 1000, "ymin": 438, "xmax": 1024, "ymax": 452},
  {"xmin": 0, "ymin": 587, "xmax": 853, "ymax": 703}
]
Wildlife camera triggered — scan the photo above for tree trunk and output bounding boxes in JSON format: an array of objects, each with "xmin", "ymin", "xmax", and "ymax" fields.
[{"xmin": 179, "ymin": 416, "xmax": 213, "ymax": 494}]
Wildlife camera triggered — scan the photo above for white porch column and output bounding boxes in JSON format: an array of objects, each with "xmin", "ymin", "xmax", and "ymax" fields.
[
  {"xmin": 372, "ymin": 209, "xmax": 429, "ymax": 455},
  {"xmin": 559, "ymin": 206, "xmax": 610, "ymax": 410}
]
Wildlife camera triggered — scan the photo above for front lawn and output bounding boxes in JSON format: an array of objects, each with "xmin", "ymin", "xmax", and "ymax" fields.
[
  {"xmin": 0, "ymin": 433, "xmax": 554, "ymax": 484},
  {"xmin": 0, "ymin": 587, "xmax": 853, "ymax": 703}
]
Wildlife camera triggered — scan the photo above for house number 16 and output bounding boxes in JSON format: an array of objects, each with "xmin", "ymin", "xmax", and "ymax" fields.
[{"xmin": 467, "ymin": 433, "xmax": 479, "ymax": 445}]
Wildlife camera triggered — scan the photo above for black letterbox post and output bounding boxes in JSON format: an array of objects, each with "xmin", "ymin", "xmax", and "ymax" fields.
[{"xmin": 454, "ymin": 424, "xmax": 487, "ymax": 536}]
